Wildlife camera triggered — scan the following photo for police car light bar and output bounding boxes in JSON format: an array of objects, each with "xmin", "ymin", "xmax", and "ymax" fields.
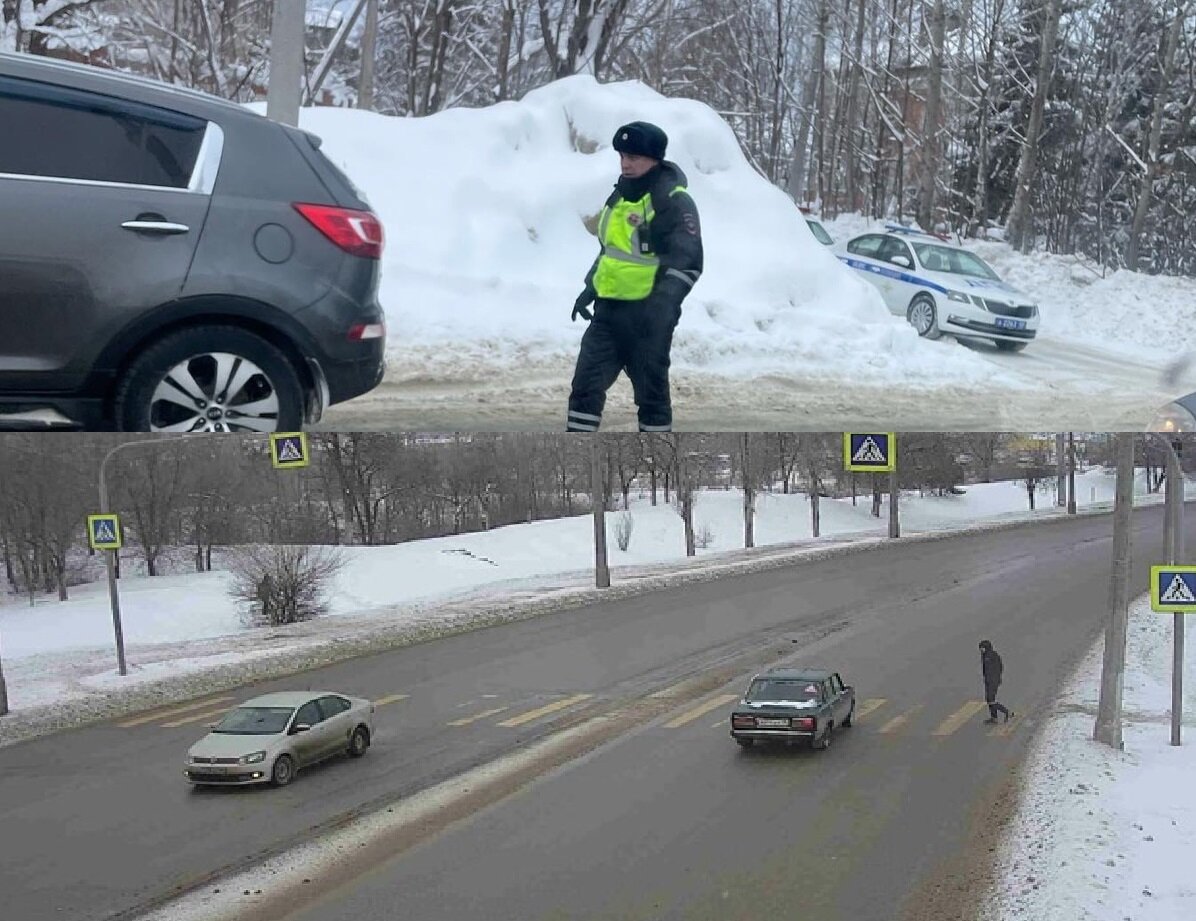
[{"xmin": 883, "ymin": 223, "xmax": 951, "ymax": 242}]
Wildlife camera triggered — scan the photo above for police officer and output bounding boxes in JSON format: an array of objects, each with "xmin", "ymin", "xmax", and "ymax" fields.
[{"xmin": 566, "ymin": 121, "xmax": 703, "ymax": 433}]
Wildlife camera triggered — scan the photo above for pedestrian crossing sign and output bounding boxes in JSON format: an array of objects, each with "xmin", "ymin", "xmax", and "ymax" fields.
[
  {"xmin": 1151, "ymin": 566, "xmax": 1196, "ymax": 613},
  {"xmin": 87, "ymin": 514, "xmax": 122, "ymax": 551},
  {"xmin": 843, "ymin": 433, "xmax": 896, "ymax": 472},
  {"xmin": 269, "ymin": 432, "xmax": 309, "ymax": 469}
]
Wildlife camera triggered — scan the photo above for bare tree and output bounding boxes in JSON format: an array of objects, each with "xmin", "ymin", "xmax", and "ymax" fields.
[{"xmin": 229, "ymin": 544, "xmax": 346, "ymax": 627}]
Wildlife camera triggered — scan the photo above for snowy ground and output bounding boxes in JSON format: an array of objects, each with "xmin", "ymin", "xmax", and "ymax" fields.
[
  {"xmin": 279, "ymin": 76, "xmax": 1190, "ymax": 430},
  {"xmin": 981, "ymin": 592, "xmax": 1196, "ymax": 921}
]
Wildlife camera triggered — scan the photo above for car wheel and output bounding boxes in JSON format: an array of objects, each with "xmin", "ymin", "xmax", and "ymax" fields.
[
  {"xmin": 907, "ymin": 295, "xmax": 942, "ymax": 339},
  {"xmin": 735, "ymin": 738, "xmax": 753, "ymax": 749},
  {"xmin": 114, "ymin": 325, "xmax": 305, "ymax": 433},
  {"xmin": 843, "ymin": 704, "xmax": 855, "ymax": 728},
  {"xmin": 348, "ymin": 726, "xmax": 371, "ymax": 758},
  {"xmin": 812, "ymin": 723, "xmax": 833, "ymax": 751},
  {"xmin": 271, "ymin": 754, "xmax": 296, "ymax": 787},
  {"xmin": 995, "ymin": 340, "xmax": 1027, "ymax": 353}
]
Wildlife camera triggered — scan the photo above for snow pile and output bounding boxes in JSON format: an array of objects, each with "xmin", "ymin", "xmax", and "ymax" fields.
[
  {"xmin": 985, "ymin": 594, "xmax": 1196, "ymax": 921},
  {"xmin": 288, "ymin": 77, "xmax": 1005, "ymax": 388}
]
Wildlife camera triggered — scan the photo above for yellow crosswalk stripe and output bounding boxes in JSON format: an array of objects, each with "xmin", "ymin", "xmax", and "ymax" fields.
[
  {"xmin": 449, "ymin": 707, "xmax": 510, "ymax": 727},
  {"xmin": 933, "ymin": 701, "xmax": 989, "ymax": 736},
  {"xmin": 992, "ymin": 714, "xmax": 1020, "ymax": 737},
  {"xmin": 854, "ymin": 698, "xmax": 888, "ymax": 721},
  {"xmin": 498, "ymin": 694, "xmax": 594, "ymax": 728},
  {"xmin": 373, "ymin": 694, "xmax": 409, "ymax": 707},
  {"xmin": 162, "ymin": 706, "xmax": 234, "ymax": 729},
  {"xmin": 878, "ymin": 705, "xmax": 923, "ymax": 734},
  {"xmin": 118, "ymin": 696, "xmax": 235, "ymax": 728},
  {"xmin": 664, "ymin": 693, "xmax": 740, "ymax": 729}
]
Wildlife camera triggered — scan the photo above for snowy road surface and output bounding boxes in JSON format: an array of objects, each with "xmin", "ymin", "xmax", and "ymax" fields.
[{"xmin": 320, "ymin": 334, "xmax": 1175, "ymax": 431}]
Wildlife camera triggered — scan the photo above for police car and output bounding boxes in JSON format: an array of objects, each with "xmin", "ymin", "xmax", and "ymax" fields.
[{"xmin": 838, "ymin": 225, "xmax": 1040, "ymax": 351}]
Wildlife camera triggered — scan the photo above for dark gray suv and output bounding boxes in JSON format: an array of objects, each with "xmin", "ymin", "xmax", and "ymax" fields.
[{"xmin": 0, "ymin": 53, "xmax": 387, "ymax": 431}]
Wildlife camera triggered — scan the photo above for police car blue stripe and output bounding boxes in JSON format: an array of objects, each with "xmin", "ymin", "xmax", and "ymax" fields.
[{"xmin": 837, "ymin": 255, "xmax": 951, "ymax": 295}]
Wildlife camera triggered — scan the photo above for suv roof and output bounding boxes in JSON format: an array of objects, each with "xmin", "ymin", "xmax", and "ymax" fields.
[{"xmin": 0, "ymin": 51, "xmax": 260, "ymax": 124}]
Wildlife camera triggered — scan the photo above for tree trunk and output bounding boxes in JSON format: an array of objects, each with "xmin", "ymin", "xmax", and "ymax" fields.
[
  {"xmin": 1006, "ymin": 0, "xmax": 1063, "ymax": 252},
  {"xmin": 917, "ymin": 0, "xmax": 947, "ymax": 231},
  {"xmin": 1125, "ymin": 4, "xmax": 1185, "ymax": 270}
]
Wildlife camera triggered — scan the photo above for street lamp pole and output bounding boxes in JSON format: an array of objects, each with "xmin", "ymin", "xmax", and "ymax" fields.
[{"xmin": 98, "ymin": 435, "xmax": 207, "ymax": 676}]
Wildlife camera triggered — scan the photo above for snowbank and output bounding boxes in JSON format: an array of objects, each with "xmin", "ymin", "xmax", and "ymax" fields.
[
  {"xmin": 286, "ymin": 78, "xmax": 1005, "ymax": 388},
  {"xmin": 984, "ymin": 593, "xmax": 1196, "ymax": 921}
]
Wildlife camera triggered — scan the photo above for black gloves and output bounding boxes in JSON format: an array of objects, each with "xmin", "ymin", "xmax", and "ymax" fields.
[{"xmin": 572, "ymin": 286, "xmax": 596, "ymax": 322}]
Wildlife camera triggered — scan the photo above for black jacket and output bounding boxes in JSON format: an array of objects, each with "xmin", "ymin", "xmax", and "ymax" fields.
[
  {"xmin": 982, "ymin": 649, "xmax": 1003, "ymax": 690},
  {"xmin": 583, "ymin": 161, "xmax": 704, "ymax": 308}
]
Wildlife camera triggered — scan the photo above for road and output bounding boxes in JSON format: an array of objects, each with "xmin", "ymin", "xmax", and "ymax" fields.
[
  {"xmin": 319, "ymin": 337, "xmax": 1176, "ymax": 431},
  {"xmin": 0, "ymin": 508, "xmax": 1176, "ymax": 921}
]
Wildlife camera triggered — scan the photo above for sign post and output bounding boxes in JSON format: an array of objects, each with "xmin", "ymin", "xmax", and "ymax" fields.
[
  {"xmin": 88, "ymin": 512, "xmax": 127, "ymax": 676},
  {"xmin": 844, "ymin": 434, "xmax": 898, "ymax": 537}
]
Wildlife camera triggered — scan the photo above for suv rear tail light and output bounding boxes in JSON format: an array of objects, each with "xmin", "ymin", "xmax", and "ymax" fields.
[
  {"xmin": 348, "ymin": 322, "xmax": 385, "ymax": 342},
  {"xmin": 793, "ymin": 717, "xmax": 816, "ymax": 730},
  {"xmin": 732, "ymin": 715, "xmax": 756, "ymax": 729},
  {"xmin": 294, "ymin": 203, "xmax": 384, "ymax": 259}
]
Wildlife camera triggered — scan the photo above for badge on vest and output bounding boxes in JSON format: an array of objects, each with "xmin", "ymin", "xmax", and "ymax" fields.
[{"xmin": 626, "ymin": 213, "xmax": 643, "ymax": 226}]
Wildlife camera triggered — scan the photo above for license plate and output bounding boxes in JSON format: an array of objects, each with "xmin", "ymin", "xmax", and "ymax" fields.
[
  {"xmin": 756, "ymin": 718, "xmax": 790, "ymax": 728},
  {"xmin": 994, "ymin": 317, "xmax": 1026, "ymax": 331}
]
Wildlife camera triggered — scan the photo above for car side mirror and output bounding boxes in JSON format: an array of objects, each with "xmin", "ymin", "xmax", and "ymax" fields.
[
  {"xmin": 891, "ymin": 255, "xmax": 912, "ymax": 268},
  {"xmin": 292, "ymin": 723, "xmax": 311, "ymax": 734}
]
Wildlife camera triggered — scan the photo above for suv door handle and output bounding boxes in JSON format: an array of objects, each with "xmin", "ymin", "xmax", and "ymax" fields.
[{"xmin": 121, "ymin": 220, "xmax": 190, "ymax": 235}]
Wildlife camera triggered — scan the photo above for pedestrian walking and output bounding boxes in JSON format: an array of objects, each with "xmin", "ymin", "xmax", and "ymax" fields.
[
  {"xmin": 979, "ymin": 639, "xmax": 1013, "ymax": 723},
  {"xmin": 566, "ymin": 121, "xmax": 703, "ymax": 433}
]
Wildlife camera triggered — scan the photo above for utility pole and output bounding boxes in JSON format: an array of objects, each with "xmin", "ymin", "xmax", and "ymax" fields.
[
  {"xmin": 1067, "ymin": 432, "xmax": 1078, "ymax": 515},
  {"xmin": 888, "ymin": 466, "xmax": 900, "ymax": 538},
  {"xmin": 0, "ymin": 629, "xmax": 8, "ymax": 716},
  {"xmin": 1163, "ymin": 437, "xmax": 1185, "ymax": 745},
  {"xmin": 1056, "ymin": 433, "xmax": 1066, "ymax": 507},
  {"xmin": 358, "ymin": 0, "xmax": 379, "ymax": 110},
  {"xmin": 591, "ymin": 435, "xmax": 610, "ymax": 588},
  {"xmin": 1094, "ymin": 432, "xmax": 1135, "ymax": 750},
  {"xmin": 267, "ymin": 0, "xmax": 306, "ymax": 125}
]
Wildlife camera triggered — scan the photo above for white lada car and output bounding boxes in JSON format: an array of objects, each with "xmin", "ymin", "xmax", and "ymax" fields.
[{"xmin": 838, "ymin": 226, "xmax": 1040, "ymax": 351}]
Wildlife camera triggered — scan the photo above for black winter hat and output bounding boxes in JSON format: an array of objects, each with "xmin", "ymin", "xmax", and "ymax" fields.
[
  {"xmin": 979, "ymin": 640, "xmax": 992, "ymax": 651},
  {"xmin": 613, "ymin": 121, "xmax": 668, "ymax": 160}
]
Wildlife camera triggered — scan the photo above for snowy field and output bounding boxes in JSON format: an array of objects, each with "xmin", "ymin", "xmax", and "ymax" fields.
[{"xmin": 254, "ymin": 76, "xmax": 1194, "ymax": 429}]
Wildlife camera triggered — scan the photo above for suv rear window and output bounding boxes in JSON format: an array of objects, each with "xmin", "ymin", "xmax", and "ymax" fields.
[{"xmin": 0, "ymin": 77, "xmax": 206, "ymax": 189}]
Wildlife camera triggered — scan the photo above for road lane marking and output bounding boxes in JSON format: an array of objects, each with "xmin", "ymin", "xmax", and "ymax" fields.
[
  {"xmin": 993, "ymin": 714, "xmax": 1021, "ymax": 737},
  {"xmin": 373, "ymin": 694, "xmax": 409, "ymax": 708},
  {"xmin": 664, "ymin": 693, "xmax": 740, "ymax": 729},
  {"xmin": 878, "ymin": 705, "xmax": 923, "ymax": 734},
  {"xmin": 933, "ymin": 701, "xmax": 989, "ymax": 736},
  {"xmin": 448, "ymin": 707, "xmax": 510, "ymax": 727},
  {"xmin": 118, "ymin": 696, "xmax": 234, "ymax": 728},
  {"xmin": 854, "ymin": 698, "xmax": 888, "ymax": 721},
  {"xmin": 162, "ymin": 706, "xmax": 233, "ymax": 729},
  {"xmin": 498, "ymin": 694, "xmax": 594, "ymax": 728}
]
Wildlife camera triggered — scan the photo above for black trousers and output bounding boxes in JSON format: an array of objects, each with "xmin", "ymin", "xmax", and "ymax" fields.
[
  {"xmin": 567, "ymin": 297, "xmax": 681, "ymax": 432},
  {"xmin": 985, "ymin": 685, "xmax": 1010, "ymax": 719}
]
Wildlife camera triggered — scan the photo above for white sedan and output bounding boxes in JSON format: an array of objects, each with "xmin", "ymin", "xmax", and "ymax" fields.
[
  {"xmin": 184, "ymin": 691, "xmax": 375, "ymax": 787},
  {"xmin": 838, "ymin": 226, "xmax": 1040, "ymax": 351}
]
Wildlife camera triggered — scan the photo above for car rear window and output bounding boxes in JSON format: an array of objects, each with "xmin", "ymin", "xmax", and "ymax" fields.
[
  {"xmin": 746, "ymin": 679, "xmax": 823, "ymax": 702},
  {"xmin": 0, "ymin": 76, "xmax": 206, "ymax": 189},
  {"xmin": 213, "ymin": 706, "xmax": 294, "ymax": 735}
]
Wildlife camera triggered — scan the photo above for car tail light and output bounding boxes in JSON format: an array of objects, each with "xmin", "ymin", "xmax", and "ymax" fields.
[
  {"xmin": 732, "ymin": 715, "xmax": 756, "ymax": 729},
  {"xmin": 294, "ymin": 203, "xmax": 384, "ymax": 259},
  {"xmin": 793, "ymin": 717, "xmax": 816, "ymax": 730},
  {"xmin": 348, "ymin": 322, "xmax": 385, "ymax": 342}
]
